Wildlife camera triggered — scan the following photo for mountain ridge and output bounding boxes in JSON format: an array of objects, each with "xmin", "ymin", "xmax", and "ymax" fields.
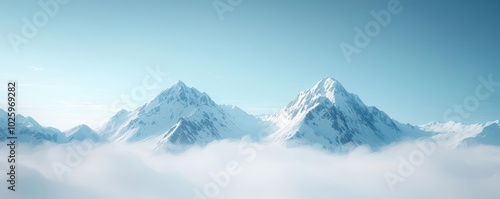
[{"xmin": 2, "ymin": 78, "xmax": 497, "ymax": 150}]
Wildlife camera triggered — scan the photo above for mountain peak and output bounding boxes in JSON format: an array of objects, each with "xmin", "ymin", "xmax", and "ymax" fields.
[
  {"xmin": 267, "ymin": 77, "xmax": 409, "ymax": 151},
  {"xmin": 139, "ymin": 80, "xmax": 217, "ymax": 115},
  {"xmin": 22, "ymin": 116, "xmax": 42, "ymax": 128},
  {"xmin": 316, "ymin": 77, "xmax": 338, "ymax": 86},
  {"xmin": 156, "ymin": 80, "xmax": 197, "ymax": 98},
  {"xmin": 66, "ymin": 124, "xmax": 95, "ymax": 134},
  {"xmin": 171, "ymin": 80, "xmax": 187, "ymax": 88},
  {"xmin": 116, "ymin": 109, "xmax": 130, "ymax": 116},
  {"xmin": 75, "ymin": 124, "xmax": 93, "ymax": 131},
  {"xmin": 306, "ymin": 77, "xmax": 349, "ymax": 105},
  {"xmin": 272, "ymin": 77, "xmax": 359, "ymax": 123},
  {"xmin": 312, "ymin": 77, "xmax": 344, "ymax": 93},
  {"xmin": 65, "ymin": 124, "xmax": 100, "ymax": 142},
  {"xmin": 162, "ymin": 80, "xmax": 198, "ymax": 95}
]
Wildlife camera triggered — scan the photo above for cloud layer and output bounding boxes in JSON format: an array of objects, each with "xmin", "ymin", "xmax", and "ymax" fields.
[{"xmin": 1, "ymin": 140, "xmax": 499, "ymax": 199}]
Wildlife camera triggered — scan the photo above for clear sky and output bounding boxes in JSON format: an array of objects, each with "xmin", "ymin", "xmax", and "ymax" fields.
[{"xmin": 1, "ymin": 0, "xmax": 499, "ymax": 131}]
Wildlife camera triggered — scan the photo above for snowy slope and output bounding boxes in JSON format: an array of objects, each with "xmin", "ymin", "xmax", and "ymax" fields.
[
  {"xmin": 461, "ymin": 122, "xmax": 500, "ymax": 147},
  {"xmin": 264, "ymin": 77, "xmax": 426, "ymax": 151},
  {"xmin": 97, "ymin": 109, "xmax": 132, "ymax": 140},
  {"xmin": 99, "ymin": 81, "xmax": 266, "ymax": 150},
  {"xmin": 220, "ymin": 105, "xmax": 270, "ymax": 139},
  {"xmin": 419, "ymin": 120, "xmax": 500, "ymax": 148},
  {"xmin": 0, "ymin": 109, "xmax": 67, "ymax": 143},
  {"xmin": 64, "ymin": 124, "xmax": 101, "ymax": 142}
]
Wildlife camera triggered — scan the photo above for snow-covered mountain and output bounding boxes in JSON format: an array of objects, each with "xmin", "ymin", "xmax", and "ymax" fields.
[
  {"xmin": 419, "ymin": 120, "xmax": 500, "ymax": 148},
  {"xmin": 98, "ymin": 81, "xmax": 265, "ymax": 150},
  {"xmin": 0, "ymin": 109, "xmax": 67, "ymax": 143},
  {"xmin": 2, "ymin": 78, "xmax": 496, "ymax": 151},
  {"xmin": 64, "ymin": 124, "xmax": 101, "ymax": 142},
  {"xmin": 264, "ymin": 77, "xmax": 426, "ymax": 151}
]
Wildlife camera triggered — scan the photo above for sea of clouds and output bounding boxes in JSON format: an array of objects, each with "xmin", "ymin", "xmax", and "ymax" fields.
[{"xmin": 1, "ymin": 139, "xmax": 499, "ymax": 199}]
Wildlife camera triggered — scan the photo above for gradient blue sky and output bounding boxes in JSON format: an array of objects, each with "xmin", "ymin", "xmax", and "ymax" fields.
[{"xmin": 1, "ymin": 0, "xmax": 499, "ymax": 130}]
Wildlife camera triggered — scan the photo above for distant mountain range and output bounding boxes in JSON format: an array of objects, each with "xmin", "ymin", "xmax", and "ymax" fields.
[
  {"xmin": 1, "ymin": 78, "xmax": 498, "ymax": 150},
  {"xmin": 0, "ymin": 109, "xmax": 101, "ymax": 144},
  {"xmin": 419, "ymin": 120, "xmax": 500, "ymax": 148}
]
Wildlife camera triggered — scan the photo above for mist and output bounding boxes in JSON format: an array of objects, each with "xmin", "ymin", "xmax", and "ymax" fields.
[{"xmin": 1, "ymin": 140, "xmax": 499, "ymax": 199}]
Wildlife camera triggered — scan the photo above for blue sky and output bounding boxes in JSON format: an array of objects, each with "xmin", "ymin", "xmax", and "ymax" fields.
[{"xmin": 0, "ymin": 0, "xmax": 499, "ymax": 130}]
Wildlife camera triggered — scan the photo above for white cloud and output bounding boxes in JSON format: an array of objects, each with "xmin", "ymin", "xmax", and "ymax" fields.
[{"xmin": 0, "ymin": 141, "xmax": 499, "ymax": 199}]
